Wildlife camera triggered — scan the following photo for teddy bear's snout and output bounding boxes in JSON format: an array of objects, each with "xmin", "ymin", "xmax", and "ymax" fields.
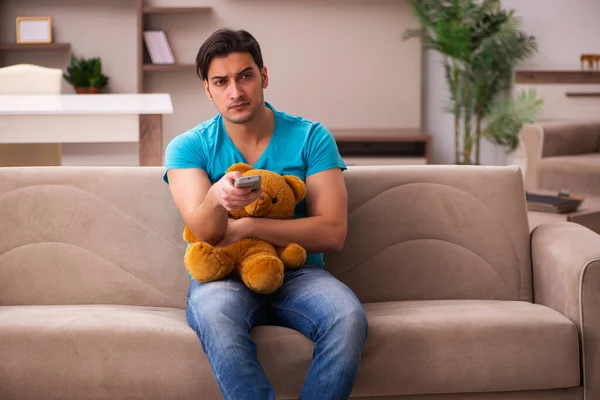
[{"xmin": 246, "ymin": 194, "xmax": 273, "ymax": 217}]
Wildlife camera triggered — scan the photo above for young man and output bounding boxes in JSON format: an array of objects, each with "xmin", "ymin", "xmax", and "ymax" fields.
[{"xmin": 164, "ymin": 28, "xmax": 368, "ymax": 400}]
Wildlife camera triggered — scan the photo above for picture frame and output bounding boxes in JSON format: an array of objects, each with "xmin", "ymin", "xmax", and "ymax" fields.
[{"xmin": 16, "ymin": 17, "xmax": 53, "ymax": 44}]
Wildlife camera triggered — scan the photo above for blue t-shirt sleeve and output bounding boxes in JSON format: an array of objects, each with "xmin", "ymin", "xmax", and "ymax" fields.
[
  {"xmin": 163, "ymin": 132, "xmax": 207, "ymax": 184},
  {"xmin": 305, "ymin": 123, "xmax": 347, "ymax": 177}
]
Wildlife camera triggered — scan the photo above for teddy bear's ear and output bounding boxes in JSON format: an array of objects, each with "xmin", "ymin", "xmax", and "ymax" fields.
[
  {"xmin": 227, "ymin": 162, "xmax": 253, "ymax": 175},
  {"xmin": 183, "ymin": 226, "xmax": 198, "ymax": 243},
  {"xmin": 284, "ymin": 175, "xmax": 306, "ymax": 203}
]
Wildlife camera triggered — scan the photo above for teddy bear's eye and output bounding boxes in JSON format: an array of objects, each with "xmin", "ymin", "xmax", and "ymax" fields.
[{"xmin": 271, "ymin": 196, "xmax": 278, "ymax": 204}]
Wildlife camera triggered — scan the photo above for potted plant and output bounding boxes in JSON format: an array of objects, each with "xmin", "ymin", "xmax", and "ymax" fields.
[
  {"xmin": 63, "ymin": 55, "xmax": 109, "ymax": 94},
  {"xmin": 404, "ymin": 0, "xmax": 543, "ymax": 165}
]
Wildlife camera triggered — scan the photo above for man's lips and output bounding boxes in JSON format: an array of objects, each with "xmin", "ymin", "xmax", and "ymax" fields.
[{"xmin": 230, "ymin": 102, "xmax": 249, "ymax": 110}]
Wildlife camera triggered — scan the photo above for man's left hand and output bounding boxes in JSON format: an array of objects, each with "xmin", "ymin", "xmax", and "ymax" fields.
[{"xmin": 214, "ymin": 218, "xmax": 252, "ymax": 248}]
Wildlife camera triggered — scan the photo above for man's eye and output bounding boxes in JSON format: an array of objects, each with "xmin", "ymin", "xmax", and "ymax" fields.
[
  {"xmin": 215, "ymin": 80, "xmax": 225, "ymax": 86},
  {"xmin": 241, "ymin": 73, "xmax": 251, "ymax": 80}
]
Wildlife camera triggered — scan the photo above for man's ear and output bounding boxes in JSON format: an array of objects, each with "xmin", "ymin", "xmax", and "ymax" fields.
[
  {"xmin": 284, "ymin": 175, "xmax": 306, "ymax": 203},
  {"xmin": 204, "ymin": 80, "xmax": 213, "ymax": 101},
  {"xmin": 227, "ymin": 163, "xmax": 253, "ymax": 175},
  {"xmin": 261, "ymin": 66, "xmax": 269, "ymax": 89}
]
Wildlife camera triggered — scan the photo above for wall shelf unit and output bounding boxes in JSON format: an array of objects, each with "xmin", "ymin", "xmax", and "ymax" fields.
[
  {"xmin": 136, "ymin": 0, "xmax": 211, "ymax": 91},
  {"xmin": 0, "ymin": 43, "xmax": 71, "ymax": 51}
]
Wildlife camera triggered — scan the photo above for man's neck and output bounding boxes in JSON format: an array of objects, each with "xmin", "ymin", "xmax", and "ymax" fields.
[{"xmin": 224, "ymin": 103, "xmax": 274, "ymax": 145}]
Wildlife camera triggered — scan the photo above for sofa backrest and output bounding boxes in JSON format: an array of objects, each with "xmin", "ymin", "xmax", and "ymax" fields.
[
  {"xmin": 324, "ymin": 165, "xmax": 532, "ymax": 303},
  {"xmin": 540, "ymin": 122, "xmax": 600, "ymax": 157},
  {"xmin": 0, "ymin": 165, "xmax": 533, "ymax": 308},
  {"xmin": 0, "ymin": 167, "xmax": 190, "ymax": 308}
]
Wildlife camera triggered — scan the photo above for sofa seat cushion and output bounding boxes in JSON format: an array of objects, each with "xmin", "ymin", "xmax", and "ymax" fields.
[
  {"xmin": 0, "ymin": 305, "xmax": 221, "ymax": 400},
  {"xmin": 350, "ymin": 300, "xmax": 580, "ymax": 398},
  {"xmin": 0, "ymin": 300, "xmax": 580, "ymax": 399},
  {"xmin": 538, "ymin": 153, "xmax": 600, "ymax": 195}
]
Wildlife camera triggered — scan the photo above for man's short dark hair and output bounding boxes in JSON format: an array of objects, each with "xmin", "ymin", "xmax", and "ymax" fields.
[{"xmin": 195, "ymin": 28, "xmax": 264, "ymax": 81}]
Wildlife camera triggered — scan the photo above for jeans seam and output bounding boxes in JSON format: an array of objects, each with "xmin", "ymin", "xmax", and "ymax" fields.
[
  {"xmin": 248, "ymin": 300, "xmax": 268, "ymax": 326},
  {"xmin": 269, "ymin": 304, "xmax": 322, "ymax": 338}
]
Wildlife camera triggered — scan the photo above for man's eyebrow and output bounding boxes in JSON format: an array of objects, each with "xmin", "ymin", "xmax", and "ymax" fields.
[
  {"xmin": 237, "ymin": 67, "xmax": 253, "ymax": 75},
  {"xmin": 210, "ymin": 67, "xmax": 253, "ymax": 81}
]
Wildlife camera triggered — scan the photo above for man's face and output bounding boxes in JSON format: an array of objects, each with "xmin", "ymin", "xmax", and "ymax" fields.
[{"xmin": 204, "ymin": 52, "xmax": 268, "ymax": 125}]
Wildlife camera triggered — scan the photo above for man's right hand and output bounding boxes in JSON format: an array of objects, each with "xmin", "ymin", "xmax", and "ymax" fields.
[{"xmin": 207, "ymin": 171, "xmax": 264, "ymax": 211}]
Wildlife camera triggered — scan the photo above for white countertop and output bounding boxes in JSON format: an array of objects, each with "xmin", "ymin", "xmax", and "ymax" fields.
[{"xmin": 0, "ymin": 93, "xmax": 173, "ymax": 115}]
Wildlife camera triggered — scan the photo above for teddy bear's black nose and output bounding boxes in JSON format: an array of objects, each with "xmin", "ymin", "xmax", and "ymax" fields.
[{"xmin": 271, "ymin": 196, "xmax": 278, "ymax": 204}]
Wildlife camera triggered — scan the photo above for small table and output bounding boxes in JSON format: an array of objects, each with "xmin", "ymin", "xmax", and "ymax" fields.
[
  {"xmin": 528, "ymin": 195, "xmax": 600, "ymax": 234},
  {"xmin": 0, "ymin": 93, "xmax": 173, "ymax": 166}
]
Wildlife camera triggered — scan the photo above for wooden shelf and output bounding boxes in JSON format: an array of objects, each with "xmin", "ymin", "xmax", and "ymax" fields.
[
  {"xmin": 331, "ymin": 128, "xmax": 430, "ymax": 142},
  {"xmin": 515, "ymin": 70, "xmax": 600, "ymax": 84},
  {"xmin": 0, "ymin": 43, "xmax": 70, "ymax": 51},
  {"xmin": 566, "ymin": 92, "xmax": 600, "ymax": 98},
  {"xmin": 331, "ymin": 129, "xmax": 432, "ymax": 164},
  {"xmin": 143, "ymin": 63, "xmax": 196, "ymax": 72},
  {"xmin": 142, "ymin": 6, "xmax": 212, "ymax": 14}
]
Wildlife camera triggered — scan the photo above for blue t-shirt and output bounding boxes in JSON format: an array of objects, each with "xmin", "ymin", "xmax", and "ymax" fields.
[{"xmin": 163, "ymin": 102, "xmax": 346, "ymax": 268}]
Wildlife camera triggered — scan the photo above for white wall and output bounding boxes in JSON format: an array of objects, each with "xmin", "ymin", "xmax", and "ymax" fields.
[
  {"xmin": 423, "ymin": 0, "xmax": 600, "ymax": 165},
  {"xmin": 1, "ymin": 0, "xmax": 422, "ymax": 166}
]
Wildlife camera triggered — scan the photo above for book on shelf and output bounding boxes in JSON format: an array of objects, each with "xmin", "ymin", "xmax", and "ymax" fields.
[{"xmin": 143, "ymin": 30, "xmax": 175, "ymax": 64}]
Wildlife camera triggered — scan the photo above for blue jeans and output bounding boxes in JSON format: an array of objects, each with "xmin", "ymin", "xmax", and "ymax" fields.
[{"xmin": 186, "ymin": 265, "xmax": 368, "ymax": 400}]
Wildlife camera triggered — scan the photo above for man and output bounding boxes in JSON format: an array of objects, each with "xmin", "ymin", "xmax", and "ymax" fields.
[{"xmin": 164, "ymin": 28, "xmax": 368, "ymax": 400}]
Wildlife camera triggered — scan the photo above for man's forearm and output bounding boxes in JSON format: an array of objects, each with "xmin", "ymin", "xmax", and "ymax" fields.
[
  {"xmin": 244, "ymin": 216, "xmax": 346, "ymax": 253},
  {"xmin": 187, "ymin": 194, "xmax": 228, "ymax": 245}
]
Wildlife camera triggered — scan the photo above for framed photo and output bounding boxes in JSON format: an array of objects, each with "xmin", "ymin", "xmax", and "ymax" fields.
[{"xmin": 16, "ymin": 17, "xmax": 53, "ymax": 44}]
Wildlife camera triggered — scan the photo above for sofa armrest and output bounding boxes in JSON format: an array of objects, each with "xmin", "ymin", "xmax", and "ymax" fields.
[{"xmin": 532, "ymin": 221, "xmax": 600, "ymax": 397}]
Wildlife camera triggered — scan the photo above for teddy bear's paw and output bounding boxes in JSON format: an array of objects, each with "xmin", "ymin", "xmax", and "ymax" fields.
[
  {"xmin": 277, "ymin": 244, "xmax": 307, "ymax": 269},
  {"xmin": 240, "ymin": 256, "xmax": 284, "ymax": 295},
  {"xmin": 185, "ymin": 242, "xmax": 234, "ymax": 283}
]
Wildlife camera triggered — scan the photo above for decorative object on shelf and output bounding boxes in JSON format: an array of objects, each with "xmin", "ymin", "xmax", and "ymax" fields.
[
  {"xmin": 143, "ymin": 30, "xmax": 175, "ymax": 65},
  {"xmin": 16, "ymin": 17, "xmax": 52, "ymax": 44},
  {"xmin": 404, "ymin": 0, "xmax": 543, "ymax": 165},
  {"xmin": 580, "ymin": 54, "xmax": 600, "ymax": 71},
  {"xmin": 62, "ymin": 55, "xmax": 109, "ymax": 94}
]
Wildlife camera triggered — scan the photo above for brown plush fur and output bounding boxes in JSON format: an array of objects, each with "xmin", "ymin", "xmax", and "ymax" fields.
[{"xmin": 182, "ymin": 163, "xmax": 307, "ymax": 294}]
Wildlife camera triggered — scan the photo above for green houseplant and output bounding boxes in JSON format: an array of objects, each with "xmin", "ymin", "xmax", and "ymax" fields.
[
  {"xmin": 63, "ymin": 55, "xmax": 109, "ymax": 94},
  {"xmin": 404, "ymin": 0, "xmax": 543, "ymax": 165}
]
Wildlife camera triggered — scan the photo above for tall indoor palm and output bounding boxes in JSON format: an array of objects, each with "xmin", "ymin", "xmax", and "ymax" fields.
[{"xmin": 404, "ymin": 0, "xmax": 542, "ymax": 165}]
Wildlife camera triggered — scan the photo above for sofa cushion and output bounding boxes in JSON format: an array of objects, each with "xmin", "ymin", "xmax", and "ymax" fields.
[
  {"xmin": 0, "ymin": 305, "xmax": 221, "ymax": 400},
  {"xmin": 538, "ymin": 153, "xmax": 600, "ymax": 196},
  {"xmin": 325, "ymin": 166, "xmax": 533, "ymax": 304},
  {"xmin": 0, "ymin": 300, "xmax": 580, "ymax": 399},
  {"xmin": 351, "ymin": 300, "xmax": 580, "ymax": 397}
]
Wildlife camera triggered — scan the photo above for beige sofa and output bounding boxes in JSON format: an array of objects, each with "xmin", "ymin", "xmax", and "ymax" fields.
[
  {"xmin": 1, "ymin": 165, "xmax": 599, "ymax": 400},
  {"xmin": 520, "ymin": 122, "xmax": 600, "ymax": 195}
]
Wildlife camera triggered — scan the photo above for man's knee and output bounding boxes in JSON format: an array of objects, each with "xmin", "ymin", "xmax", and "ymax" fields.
[
  {"xmin": 319, "ymin": 297, "xmax": 368, "ymax": 348},
  {"xmin": 186, "ymin": 281, "xmax": 244, "ymax": 331},
  {"xmin": 338, "ymin": 302, "xmax": 368, "ymax": 344}
]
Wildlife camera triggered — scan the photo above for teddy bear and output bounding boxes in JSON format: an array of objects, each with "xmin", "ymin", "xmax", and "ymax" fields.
[{"xmin": 182, "ymin": 162, "xmax": 307, "ymax": 294}]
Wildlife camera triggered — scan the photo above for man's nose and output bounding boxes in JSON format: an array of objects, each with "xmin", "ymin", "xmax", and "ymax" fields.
[{"xmin": 229, "ymin": 82, "xmax": 244, "ymax": 99}]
